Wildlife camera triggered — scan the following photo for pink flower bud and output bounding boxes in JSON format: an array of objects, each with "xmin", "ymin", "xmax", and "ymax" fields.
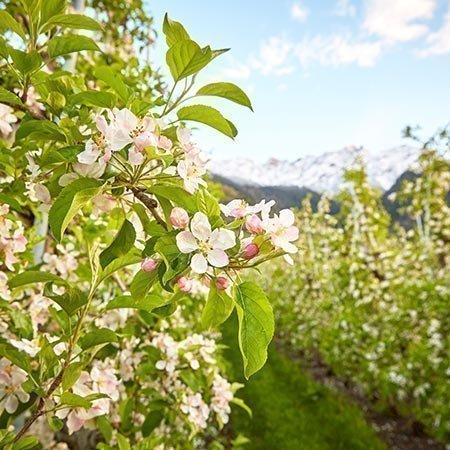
[
  {"xmin": 215, "ymin": 276, "xmax": 230, "ymax": 291},
  {"xmin": 246, "ymin": 215, "xmax": 264, "ymax": 234},
  {"xmin": 243, "ymin": 243, "xmax": 259, "ymax": 260},
  {"xmin": 170, "ymin": 207, "xmax": 189, "ymax": 229},
  {"xmin": 178, "ymin": 276, "xmax": 192, "ymax": 293},
  {"xmin": 141, "ymin": 257, "xmax": 158, "ymax": 273}
]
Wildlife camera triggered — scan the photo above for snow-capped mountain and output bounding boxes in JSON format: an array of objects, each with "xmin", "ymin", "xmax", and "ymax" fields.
[{"xmin": 209, "ymin": 145, "xmax": 421, "ymax": 194}]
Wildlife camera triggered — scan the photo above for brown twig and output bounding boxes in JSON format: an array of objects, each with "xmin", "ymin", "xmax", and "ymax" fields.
[{"xmin": 130, "ymin": 187, "xmax": 168, "ymax": 230}]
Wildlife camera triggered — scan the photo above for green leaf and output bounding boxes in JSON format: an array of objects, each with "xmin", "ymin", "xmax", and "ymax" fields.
[
  {"xmin": 163, "ymin": 13, "xmax": 190, "ymax": 47},
  {"xmin": 49, "ymin": 178, "xmax": 103, "ymax": 242},
  {"xmin": 10, "ymin": 49, "xmax": 41, "ymax": 77},
  {"xmin": 93, "ymin": 66, "xmax": 132, "ymax": 103},
  {"xmin": 60, "ymin": 392, "xmax": 91, "ymax": 409},
  {"xmin": 11, "ymin": 436, "xmax": 40, "ymax": 450},
  {"xmin": 106, "ymin": 294, "xmax": 167, "ymax": 311},
  {"xmin": 8, "ymin": 271, "xmax": 66, "ymax": 289},
  {"xmin": 202, "ymin": 284, "xmax": 234, "ymax": 329},
  {"xmin": 100, "ymin": 219, "xmax": 136, "ymax": 269},
  {"xmin": 197, "ymin": 82, "xmax": 253, "ymax": 110},
  {"xmin": 70, "ymin": 90, "xmax": 117, "ymax": 109},
  {"xmin": 130, "ymin": 270, "xmax": 158, "ymax": 300},
  {"xmin": 43, "ymin": 284, "xmax": 88, "ymax": 316},
  {"xmin": 177, "ymin": 105, "xmax": 237, "ymax": 139},
  {"xmin": 116, "ymin": 434, "xmax": 131, "ymax": 450},
  {"xmin": 0, "ymin": 87, "xmax": 21, "ymax": 106},
  {"xmin": 234, "ymin": 282, "xmax": 274, "ymax": 379},
  {"xmin": 62, "ymin": 362, "xmax": 84, "ymax": 391},
  {"xmin": 166, "ymin": 40, "xmax": 212, "ymax": 81},
  {"xmin": 16, "ymin": 119, "xmax": 66, "ymax": 142},
  {"xmin": 0, "ymin": 343, "xmax": 30, "ymax": 372},
  {"xmin": 45, "ymin": 14, "xmax": 103, "ymax": 32},
  {"xmin": 98, "ymin": 250, "xmax": 141, "ymax": 283},
  {"xmin": 142, "ymin": 410, "xmax": 164, "ymax": 437},
  {"xmin": 40, "ymin": 0, "xmax": 66, "ymax": 25},
  {"xmin": 0, "ymin": 10, "xmax": 26, "ymax": 40},
  {"xmin": 48, "ymin": 35, "xmax": 101, "ymax": 58},
  {"xmin": 147, "ymin": 184, "xmax": 197, "ymax": 213},
  {"xmin": 154, "ymin": 234, "xmax": 189, "ymax": 285},
  {"xmin": 196, "ymin": 188, "xmax": 222, "ymax": 223},
  {"xmin": 79, "ymin": 328, "xmax": 118, "ymax": 350}
]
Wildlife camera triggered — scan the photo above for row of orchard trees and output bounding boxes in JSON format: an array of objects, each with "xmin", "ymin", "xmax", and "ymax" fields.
[{"xmin": 263, "ymin": 145, "xmax": 450, "ymax": 441}]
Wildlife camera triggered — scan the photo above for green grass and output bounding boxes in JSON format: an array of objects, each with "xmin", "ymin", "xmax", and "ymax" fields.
[{"xmin": 222, "ymin": 315, "xmax": 387, "ymax": 450}]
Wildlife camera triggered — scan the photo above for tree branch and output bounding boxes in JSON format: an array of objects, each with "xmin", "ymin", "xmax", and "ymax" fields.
[{"xmin": 129, "ymin": 187, "xmax": 168, "ymax": 230}]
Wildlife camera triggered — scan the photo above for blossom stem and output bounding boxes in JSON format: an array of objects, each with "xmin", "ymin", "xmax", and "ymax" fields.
[{"xmin": 129, "ymin": 187, "xmax": 168, "ymax": 230}]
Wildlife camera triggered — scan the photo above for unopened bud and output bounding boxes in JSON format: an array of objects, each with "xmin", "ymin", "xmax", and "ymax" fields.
[
  {"xmin": 178, "ymin": 276, "xmax": 192, "ymax": 293},
  {"xmin": 170, "ymin": 207, "xmax": 190, "ymax": 229},
  {"xmin": 246, "ymin": 215, "xmax": 264, "ymax": 234},
  {"xmin": 141, "ymin": 257, "xmax": 158, "ymax": 273},
  {"xmin": 243, "ymin": 243, "xmax": 259, "ymax": 260},
  {"xmin": 215, "ymin": 276, "xmax": 230, "ymax": 291}
]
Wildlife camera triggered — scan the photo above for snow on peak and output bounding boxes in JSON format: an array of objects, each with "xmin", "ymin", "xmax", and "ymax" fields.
[{"xmin": 209, "ymin": 145, "xmax": 421, "ymax": 194}]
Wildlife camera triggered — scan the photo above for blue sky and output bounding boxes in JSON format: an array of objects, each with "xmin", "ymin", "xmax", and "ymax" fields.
[{"xmin": 149, "ymin": 0, "xmax": 450, "ymax": 161}]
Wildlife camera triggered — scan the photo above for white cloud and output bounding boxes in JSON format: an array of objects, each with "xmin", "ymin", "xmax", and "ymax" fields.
[
  {"xmin": 363, "ymin": 0, "xmax": 436, "ymax": 42},
  {"xmin": 251, "ymin": 37, "xmax": 295, "ymax": 75},
  {"xmin": 295, "ymin": 34, "xmax": 383, "ymax": 67},
  {"xmin": 335, "ymin": 0, "xmax": 357, "ymax": 17},
  {"xmin": 291, "ymin": 2, "xmax": 309, "ymax": 22},
  {"xmin": 221, "ymin": 63, "xmax": 251, "ymax": 80},
  {"xmin": 419, "ymin": 4, "xmax": 450, "ymax": 56}
]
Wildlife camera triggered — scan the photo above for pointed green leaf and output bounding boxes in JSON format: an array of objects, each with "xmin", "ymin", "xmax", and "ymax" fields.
[
  {"xmin": 48, "ymin": 35, "xmax": 101, "ymax": 58},
  {"xmin": 70, "ymin": 90, "xmax": 117, "ymax": 109},
  {"xmin": 197, "ymin": 82, "xmax": 253, "ymax": 110},
  {"xmin": 106, "ymin": 294, "xmax": 167, "ymax": 311},
  {"xmin": 166, "ymin": 39, "xmax": 212, "ymax": 81},
  {"xmin": 45, "ymin": 14, "xmax": 103, "ymax": 32},
  {"xmin": 8, "ymin": 271, "xmax": 66, "ymax": 289},
  {"xmin": 202, "ymin": 284, "xmax": 234, "ymax": 329},
  {"xmin": 100, "ymin": 219, "xmax": 136, "ymax": 269},
  {"xmin": 162, "ymin": 13, "xmax": 190, "ymax": 47},
  {"xmin": 177, "ymin": 105, "xmax": 237, "ymax": 139},
  {"xmin": 79, "ymin": 328, "xmax": 118, "ymax": 350},
  {"xmin": 49, "ymin": 178, "xmax": 103, "ymax": 242},
  {"xmin": 234, "ymin": 282, "xmax": 274, "ymax": 379},
  {"xmin": 93, "ymin": 66, "xmax": 132, "ymax": 103},
  {"xmin": 0, "ymin": 10, "xmax": 26, "ymax": 40}
]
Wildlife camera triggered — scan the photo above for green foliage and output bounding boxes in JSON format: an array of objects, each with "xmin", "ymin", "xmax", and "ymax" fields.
[
  {"xmin": 235, "ymin": 282, "xmax": 275, "ymax": 379},
  {"xmin": 49, "ymin": 178, "xmax": 103, "ymax": 241},
  {"xmin": 177, "ymin": 105, "xmax": 238, "ymax": 139}
]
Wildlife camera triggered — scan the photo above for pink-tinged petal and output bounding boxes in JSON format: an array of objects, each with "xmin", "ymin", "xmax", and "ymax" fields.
[
  {"xmin": 176, "ymin": 231, "xmax": 199, "ymax": 253},
  {"xmin": 67, "ymin": 410, "xmax": 86, "ymax": 435},
  {"xmin": 210, "ymin": 229, "xmax": 236, "ymax": 250},
  {"xmin": 96, "ymin": 115, "xmax": 108, "ymax": 134},
  {"xmin": 4, "ymin": 395, "xmax": 18, "ymax": 414},
  {"xmin": 134, "ymin": 132, "xmax": 157, "ymax": 150},
  {"xmin": 207, "ymin": 248, "xmax": 229, "ymax": 268},
  {"xmin": 77, "ymin": 140, "xmax": 100, "ymax": 164},
  {"xmin": 177, "ymin": 126, "xmax": 191, "ymax": 145},
  {"xmin": 128, "ymin": 147, "xmax": 145, "ymax": 166},
  {"xmin": 190, "ymin": 212, "xmax": 211, "ymax": 242},
  {"xmin": 284, "ymin": 226, "xmax": 299, "ymax": 242},
  {"xmin": 191, "ymin": 253, "xmax": 208, "ymax": 274},
  {"xmin": 279, "ymin": 209, "xmax": 295, "ymax": 227}
]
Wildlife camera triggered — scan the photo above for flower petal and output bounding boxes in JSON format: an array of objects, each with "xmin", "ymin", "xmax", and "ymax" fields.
[
  {"xmin": 279, "ymin": 209, "xmax": 295, "ymax": 227},
  {"xmin": 176, "ymin": 231, "xmax": 199, "ymax": 254},
  {"xmin": 190, "ymin": 212, "xmax": 211, "ymax": 242},
  {"xmin": 191, "ymin": 253, "xmax": 208, "ymax": 273},
  {"xmin": 207, "ymin": 248, "xmax": 229, "ymax": 268},
  {"xmin": 210, "ymin": 229, "xmax": 236, "ymax": 250}
]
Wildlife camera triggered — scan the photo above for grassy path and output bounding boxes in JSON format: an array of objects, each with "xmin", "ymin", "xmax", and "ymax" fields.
[{"xmin": 222, "ymin": 316, "xmax": 386, "ymax": 450}]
